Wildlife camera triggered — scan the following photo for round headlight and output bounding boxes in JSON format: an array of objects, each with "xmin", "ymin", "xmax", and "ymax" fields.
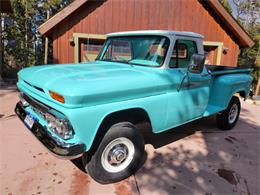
[{"xmin": 45, "ymin": 113, "xmax": 73, "ymax": 139}]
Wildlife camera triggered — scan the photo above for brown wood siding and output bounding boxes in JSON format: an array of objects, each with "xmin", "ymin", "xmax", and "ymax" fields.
[{"xmin": 51, "ymin": 0, "xmax": 239, "ymax": 66}]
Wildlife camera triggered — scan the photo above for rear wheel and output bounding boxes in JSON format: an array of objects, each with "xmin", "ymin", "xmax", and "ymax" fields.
[
  {"xmin": 82, "ymin": 122, "xmax": 144, "ymax": 184},
  {"xmin": 216, "ymin": 96, "xmax": 241, "ymax": 130}
]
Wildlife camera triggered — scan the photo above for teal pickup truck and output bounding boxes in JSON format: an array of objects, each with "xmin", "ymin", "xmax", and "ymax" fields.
[{"xmin": 15, "ymin": 30, "xmax": 252, "ymax": 184}]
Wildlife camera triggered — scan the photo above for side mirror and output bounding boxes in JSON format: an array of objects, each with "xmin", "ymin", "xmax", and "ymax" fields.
[{"xmin": 188, "ymin": 54, "xmax": 205, "ymax": 74}]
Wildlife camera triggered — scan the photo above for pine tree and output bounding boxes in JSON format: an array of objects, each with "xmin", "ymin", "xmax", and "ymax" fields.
[
  {"xmin": 220, "ymin": 0, "xmax": 233, "ymax": 14},
  {"xmin": 232, "ymin": 0, "xmax": 260, "ymax": 94},
  {"xmin": 2, "ymin": 0, "xmax": 72, "ymax": 78}
]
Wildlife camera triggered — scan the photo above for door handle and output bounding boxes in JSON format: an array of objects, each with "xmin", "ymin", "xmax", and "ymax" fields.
[
  {"xmin": 177, "ymin": 72, "xmax": 188, "ymax": 92},
  {"xmin": 201, "ymin": 69, "xmax": 211, "ymax": 77},
  {"xmin": 201, "ymin": 73, "xmax": 210, "ymax": 77}
]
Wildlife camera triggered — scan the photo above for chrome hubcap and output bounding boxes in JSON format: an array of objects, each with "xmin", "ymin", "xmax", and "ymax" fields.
[
  {"xmin": 101, "ymin": 137, "xmax": 135, "ymax": 173},
  {"xmin": 108, "ymin": 144, "xmax": 128, "ymax": 165},
  {"xmin": 228, "ymin": 104, "xmax": 238, "ymax": 124}
]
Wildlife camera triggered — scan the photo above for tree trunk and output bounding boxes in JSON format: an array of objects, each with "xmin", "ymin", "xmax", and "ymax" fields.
[
  {"xmin": 255, "ymin": 78, "xmax": 260, "ymax": 96},
  {"xmin": 44, "ymin": 36, "xmax": 49, "ymax": 64}
]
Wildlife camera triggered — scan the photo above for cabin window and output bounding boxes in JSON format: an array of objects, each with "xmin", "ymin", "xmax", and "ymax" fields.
[
  {"xmin": 172, "ymin": 43, "xmax": 188, "ymax": 59},
  {"xmin": 81, "ymin": 39, "xmax": 105, "ymax": 62},
  {"xmin": 103, "ymin": 40, "xmax": 132, "ymax": 61},
  {"xmin": 203, "ymin": 41, "xmax": 223, "ymax": 65},
  {"xmin": 169, "ymin": 39, "xmax": 198, "ymax": 68},
  {"xmin": 73, "ymin": 33, "xmax": 106, "ymax": 63}
]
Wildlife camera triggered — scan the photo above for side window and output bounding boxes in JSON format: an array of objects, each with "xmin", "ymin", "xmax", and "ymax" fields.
[{"xmin": 169, "ymin": 39, "xmax": 198, "ymax": 68}]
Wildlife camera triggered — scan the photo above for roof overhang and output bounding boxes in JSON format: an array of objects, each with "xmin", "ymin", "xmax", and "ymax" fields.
[
  {"xmin": 201, "ymin": 0, "xmax": 254, "ymax": 48},
  {"xmin": 38, "ymin": 0, "xmax": 88, "ymax": 36}
]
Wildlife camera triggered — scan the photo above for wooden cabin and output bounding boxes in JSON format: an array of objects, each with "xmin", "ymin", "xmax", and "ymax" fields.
[{"xmin": 38, "ymin": 0, "xmax": 254, "ymax": 66}]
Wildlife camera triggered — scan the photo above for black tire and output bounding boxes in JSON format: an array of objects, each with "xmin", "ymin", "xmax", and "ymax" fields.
[
  {"xmin": 82, "ymin": 122, "xmax": 144, "ymax": 184},
  {"xmin": 217, "ymin": 96, "xmax": 241, "ymax": 130}
]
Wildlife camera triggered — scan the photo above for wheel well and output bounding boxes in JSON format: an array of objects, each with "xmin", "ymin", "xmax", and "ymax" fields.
[
  {"xmin": 237, "ymin": 91, "xmax": 246, "ymax": 98},
  {"xmin": 100, "ymin": 108, "xmax": 151, "ymax": 127},
  {"xmin": 87, "ymin": 108, "xmax": 152, "ymax": 157}
]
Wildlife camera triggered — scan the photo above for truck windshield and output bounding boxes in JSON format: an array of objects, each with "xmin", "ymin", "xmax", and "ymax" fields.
[{"xmin": 97, "ymin": 36, "xmax": 170, "ymax": 67}]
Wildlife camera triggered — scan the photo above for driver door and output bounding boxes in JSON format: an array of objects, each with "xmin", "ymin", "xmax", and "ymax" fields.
[{"xmin": 165, "ymin": 38, "xmax": 210, "ymax": 128}]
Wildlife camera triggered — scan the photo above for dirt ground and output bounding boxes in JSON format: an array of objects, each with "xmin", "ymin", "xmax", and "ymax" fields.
[{"xmin": 0, "ymin": 86, "xmax": 259, "ymax": 195}]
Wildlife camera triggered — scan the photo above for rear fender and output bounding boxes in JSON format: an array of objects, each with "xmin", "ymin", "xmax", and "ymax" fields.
[{"xmin": 208, "ymin": 73, "xmax": 252, "ymax": 109}]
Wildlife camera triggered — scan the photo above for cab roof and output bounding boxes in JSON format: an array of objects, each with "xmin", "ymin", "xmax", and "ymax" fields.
[{"xmin": 107, "ymin": 30, "xmax": 204, "ymax": 39}]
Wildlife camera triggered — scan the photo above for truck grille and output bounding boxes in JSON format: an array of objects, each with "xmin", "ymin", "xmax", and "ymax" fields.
[
  {"xmin": 20, "ymin": 92, "xmax": 65, "ymax": 120},
  {"xmin": 22, "ymin": 92, "xmax": 50, "ymax": 115}
]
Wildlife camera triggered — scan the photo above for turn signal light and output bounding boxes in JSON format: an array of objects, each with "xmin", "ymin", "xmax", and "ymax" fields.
[{"xmin": 49, "ymin": 91, "xmax": 65, "ymax": 103}]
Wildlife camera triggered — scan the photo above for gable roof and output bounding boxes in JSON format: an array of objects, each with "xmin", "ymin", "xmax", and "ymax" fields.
[
  {"xmin": 38, "ymin": 0, "xmax": 88, "ymax": 36},
  {"xmin": 38, "ymin": 0, "xmax": 254, "ymax": 48}
]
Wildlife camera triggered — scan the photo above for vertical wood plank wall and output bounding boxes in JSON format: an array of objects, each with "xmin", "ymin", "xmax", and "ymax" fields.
[{"xmin": 51, "ymin": 0, "xmax": 239, "ymax": 66}]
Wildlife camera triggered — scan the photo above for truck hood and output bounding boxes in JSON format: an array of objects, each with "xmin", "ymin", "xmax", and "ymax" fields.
[{"xmin": 18, "ymin": 62, "xmax": 170, "ymax": 107}]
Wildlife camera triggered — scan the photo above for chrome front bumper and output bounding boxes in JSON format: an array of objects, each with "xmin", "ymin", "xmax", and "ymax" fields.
[{"xmin": 15, "ymin": 102, "xmax": 86, "ymax": 159}]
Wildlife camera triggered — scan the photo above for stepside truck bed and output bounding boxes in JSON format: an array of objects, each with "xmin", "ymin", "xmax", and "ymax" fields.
[
  {"xmin": 203, "ymin": 65, "xmax": 252, "ymax": 117},
  {"xmin": 206, "ymin": 65, "xmax": 252, "ymax": 75}
]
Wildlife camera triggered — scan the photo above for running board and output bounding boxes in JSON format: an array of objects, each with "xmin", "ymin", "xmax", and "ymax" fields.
[{"xmin": 203, "ymin": 105, "xmax": 225, "ymax": 117}]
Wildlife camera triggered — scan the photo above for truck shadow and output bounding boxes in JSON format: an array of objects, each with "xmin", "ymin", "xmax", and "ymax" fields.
[
  {"xmin": 138, "ymin": 116, "xmax": 217, "ymax": 149},
  {"xmin": 133, "ymin": 110, "xmax": 259, "ymax": 195},
  {"xmin": 70, "ymin": 106, "xmax": 259, "ymax": 194}
]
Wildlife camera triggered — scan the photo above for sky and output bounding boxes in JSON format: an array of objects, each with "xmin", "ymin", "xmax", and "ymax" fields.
[{"xmin": 229, "ymin": 0, "xmax": 238, "ymax": 18}]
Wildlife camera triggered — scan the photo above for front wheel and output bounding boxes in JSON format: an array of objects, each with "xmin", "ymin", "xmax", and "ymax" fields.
[
  {"xmin": 216, "ymin": 96, "xmax": 241, "ymax": 130},
  {"xmin": 82, "ymin": 122, "xmax": 145, "ymax": 184}
]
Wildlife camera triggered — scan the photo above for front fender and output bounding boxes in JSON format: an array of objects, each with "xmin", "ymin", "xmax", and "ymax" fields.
[{"xmin": 66, "ymin": 93, "xmax": 168, "ymax": 151}]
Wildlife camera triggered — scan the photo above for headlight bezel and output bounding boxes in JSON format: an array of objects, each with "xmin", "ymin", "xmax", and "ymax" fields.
[{"xmin": 44, "ymin": 112, "xmax": 74, "ymax": 140}]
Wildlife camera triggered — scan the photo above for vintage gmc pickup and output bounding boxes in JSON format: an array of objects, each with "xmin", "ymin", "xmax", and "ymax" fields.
[{"xmin": 15, "ymin": 30, "xmax": 252, "ymax": 184}]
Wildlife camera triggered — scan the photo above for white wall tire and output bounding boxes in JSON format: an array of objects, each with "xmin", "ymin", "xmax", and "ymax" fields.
[
  {"xmin": 101, "ymin": 137, "xmax": 135, "ymax": 173},
  {"xmin": 83, "ymin": 122, "xmax": 144, "ymax": 184}
]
